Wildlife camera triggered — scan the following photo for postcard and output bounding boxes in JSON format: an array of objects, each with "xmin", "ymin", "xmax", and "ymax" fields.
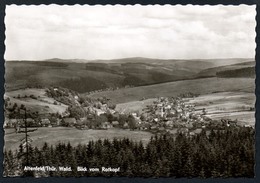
[{"xmin": 3, "ymin": 4, "xmax": 256, "ymax": 178}]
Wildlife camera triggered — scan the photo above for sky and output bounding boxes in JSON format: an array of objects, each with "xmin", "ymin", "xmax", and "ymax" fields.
[{"xmin": 5, "ymin": 5, "xmax": 256, "ymax": 61}]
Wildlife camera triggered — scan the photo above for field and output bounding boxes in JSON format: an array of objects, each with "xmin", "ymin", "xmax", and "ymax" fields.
[
  {"xmin": 88, "ymin": 77, "xmax": 255, "ymax": 104},
  {"xmin": 4, "ymin": 127, "xmax": 153, "ymax": 151},
  {"xmin": 115, "ymin": 98, "xmax": 155, "ymax": 113},
  {"xmin": 5, "ymin": 88, "xmax": 67, "ymax": 115},
  {"xmin": 115, "ymin": 91, "xmax": 255, "ymax": 126},
  {"xmin": 186, "ymin": 92, "xmax": 255, "ymax": 126}
]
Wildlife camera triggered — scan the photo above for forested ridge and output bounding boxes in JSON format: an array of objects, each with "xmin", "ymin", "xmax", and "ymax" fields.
[{"xmin": 4, "ymin": 127, "xmax": 254, "ymax": 178}]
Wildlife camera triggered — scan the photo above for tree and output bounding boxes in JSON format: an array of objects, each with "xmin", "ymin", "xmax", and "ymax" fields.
[
  {"xmin": 93, "ymin": 114, "xmax": 108, "ymax": 128},
  {"xmin": 118, "ymin": 114, "xmax": 127, "ymax": 127},
  {"xmin": 68, "ymin": 106, "xmax": 85, "ymax": 119},
  {"xmin": 128, "ymin": 115, "xmax": 137, "ymax": 130}
]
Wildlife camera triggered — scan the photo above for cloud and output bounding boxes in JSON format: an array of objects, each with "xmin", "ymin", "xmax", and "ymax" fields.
[{"xmin": 4, "ymin": 5, "xmax": 256, "ymax": 60}]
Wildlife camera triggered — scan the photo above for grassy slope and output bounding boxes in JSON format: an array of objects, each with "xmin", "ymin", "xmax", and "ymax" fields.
[
  {"xmin": 4, "ymin": 128, "xmax": 153, "ymax": 151},
  {"xmin": 186, "ymin": 92, "xmax": 255, "ymax": 126},
  {"xmin": 87, "ymin": 77, "xmax": 255, "ymax": 104},
  {"xmin": 5, "ymin": 88, "xmax": 68, "ymax": 115}
]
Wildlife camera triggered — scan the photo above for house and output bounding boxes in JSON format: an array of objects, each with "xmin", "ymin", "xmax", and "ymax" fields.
[
  {"xmin": 158, "ymin": 126, "xmax": 165, "ymax": 131},
  {"xmin": 165, "ymin": 105, "xmax": 171, "ymax": 110},
  {"xmin": 17, "ymin": 118, "xmax": 35, "ymax": 127},
  {"xmin": 123, "ymin": 122, "xmax": 129, "ymax": 129},
  {"xmin": 177, "ymin": 128, "xmax": 189, "ymax": 134},
  {"xmin": 102, "ymin": 122, "xmax": 112, "ymax": 129},
  {"xmin": 132, "ymin": 113, "xmax": 138, "ymax": 117},
  {"xmin": 84, "ymin": 107, "xmax": 94, "ymax": 114},
  {"xmin": 150, "ymin": 125, "xmax": 158, "ymax": 130},
  {"xmin": 155, "ymin": 109, "xmax": 164, "ymax": 117},
  {"xmin": 63, "ymin": 118, "xmax": 77, "ymax": 127},
  {"xmin": 112, "ymin": 121, "xmax": 119, "ymax": 127},
  {"xmin": 193, "ymin": 128, "xmax": 203, "ymax": 134},
  {"xmin": 168, "ymin": 129, "xmax": 178, "ymax": 135},
  {"xmin": 77, "ymin": 117, "xmax": 89, "ymax": 125},
  {"xmin": 75, "ymin": 119, "xmax": 89, "ymax": 129},
  {"xmin": 186, "ymin": 123, "xmax": 193, "ymax": 129},
  {"xmin": 26, "ymin": 118, "xmax": 34, "ymax": 123},
  {"xmin": 109, "ymin": 109, "xmax": 116, "ymax": 114},
  {"xmin": 56, "ymin": 118, "xmax": 62, "ymax": 126},
  {"xmin": 138, "ymin": 123, "xmax": 150, "ymax": 130},
  {"xmin": 3, "ymin": 118, "xmax": 8, "ymax": 128},
  {"xmin": 153, "ymin": 118, "xmax": 159, "ymax": 122},
  {"xmin": 41, "ymin": 118, "xmax": 51, "ymax": 127},
  {"xmin": 189, "ymin": 132, "xmax": 195, "ymax": 136},
  {"xmin": 165, "ymin": 120, "xmax": 174, "ymax": 128},
  {"xmin": 95, "ymin": 109, "xmax": 105, "ymax": 116},
  {"xmin": 5, "ymin": 118, "xmax": 17, "ymax": 128}
]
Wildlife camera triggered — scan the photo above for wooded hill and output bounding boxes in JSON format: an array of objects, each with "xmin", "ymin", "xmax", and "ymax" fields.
[{"xmin": 5, "ymin": 58, "xmax": 254, "ymax": 93}]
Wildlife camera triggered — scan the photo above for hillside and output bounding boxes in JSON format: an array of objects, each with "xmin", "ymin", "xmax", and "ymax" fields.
[
  {"xmin": 4, "ymin": 88, "xmax": 68, "ymax": 117},
  {"xmin": 216, "ymin": 67, "xmax": 255, "ymax": 78},
  {"xmin": 87, "ymin": 77, "xmax": 255, "ymax": 104},
  {"xmin": 6, "ymin": 58, "xmax": 253, "ymax": 93},
  {"xmin": 197, "ymin": 61, "xmax": 255, "ymax": 78}
]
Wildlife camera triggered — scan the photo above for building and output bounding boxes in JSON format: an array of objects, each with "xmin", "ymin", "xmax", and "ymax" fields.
[
  {"xmin": 102, "ymin": 122, "xmax": 112, "ymax": 129},
  {"xmin": 112, "ymin": 121, "xmax": 119, "ymax": 127},
  {"xmin": 62, "ymin": 118, "xmax": 77, "ymax": 127},
  {"xmin": 95, "ymin": 109, "xmax": 105, "ymax": 116},
  {"xmin": 41, "ymin": 118, "xmax": 51, "ymax": 127},
  {"xmin": 123, "ymin": 122, "xmax": 129, "ymax": 129},
  {"xmin": 177, "ymin": 128, "xmax": 189, "ymax": 134}
]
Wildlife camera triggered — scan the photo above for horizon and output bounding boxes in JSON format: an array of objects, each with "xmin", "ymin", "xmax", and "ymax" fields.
[{"xmin": 5, "ymin": 56, "xmax": 255, "ymax": 62}]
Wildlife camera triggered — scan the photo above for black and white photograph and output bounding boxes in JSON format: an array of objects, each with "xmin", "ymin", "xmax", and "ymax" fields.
[{"xmin": 3, "ymin": 5, "xmax": 256, "ymax": 178}]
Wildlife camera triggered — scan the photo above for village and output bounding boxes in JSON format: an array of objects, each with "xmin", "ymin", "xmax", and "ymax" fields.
[{"xmin": 4, "ymin": 86, "xmax": 241, "ymax": 136}]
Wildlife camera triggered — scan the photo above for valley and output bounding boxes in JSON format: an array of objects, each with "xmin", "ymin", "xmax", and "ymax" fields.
[{"xmin": 4, "ymin": 57, "xmax": 256, "ymax": 151}]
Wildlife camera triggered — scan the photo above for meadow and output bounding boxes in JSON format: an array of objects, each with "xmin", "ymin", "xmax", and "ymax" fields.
[
  {"xmin": 5, "ymin": 88, "xmax": 67, "ymax": 115},
  {"xmin": 4, "ymin": 127, "xmax": 153, "ymax": 151},
  {"xmin": 88, "ymin": 77, "xmax": 254, "ymax": 104},
  {"xmin": 186, "ymin": 91, "xmax": 255, "ymax": 126}
]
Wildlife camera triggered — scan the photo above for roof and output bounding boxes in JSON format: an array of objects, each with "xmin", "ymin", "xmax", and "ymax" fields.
[
  {"xmin": 103, "ymin": 122, "xmax": 111, "ymax": 125},
  {"xmin": 9, "ymin": 119, "xmax": 18, "ymax": 123},
  {"xmin": 79, "ymin": 118, "xmax": 87, "ymax": 121},
  {"xmin": 26, "ymin": 118, "xmax": 34, "ymax": 122},
  {"xmin": 112, "ymin": 121, "xmax": 119, "ymax": 125},
  {"xmin": 178, "ymin": 128, "xmax": 189, "ymax": 133},
  {"xmin": 41, "ymin": 118, "xmax": 50, "ymax": 124},
  {"xmin": 63, "ymin": 118, "xmax": 76, "ymax": 123}
]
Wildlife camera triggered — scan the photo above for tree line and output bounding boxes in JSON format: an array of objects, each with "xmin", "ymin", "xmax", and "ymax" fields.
[{"xmin": 4, "ymin": 127, "xmax": 254, "ymax": 178}]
